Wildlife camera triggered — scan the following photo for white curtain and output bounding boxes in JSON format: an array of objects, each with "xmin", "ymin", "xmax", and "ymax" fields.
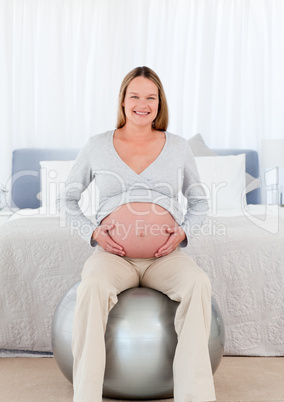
[{"xmin": 1, "ymin": 0, "xmax": 284, "ymax": 187}]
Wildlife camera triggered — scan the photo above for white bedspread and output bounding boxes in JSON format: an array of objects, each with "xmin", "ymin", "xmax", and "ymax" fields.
[
  {"xmin": 185, "ymin": 208, "xmax": 284, "ymax": 356},
  {"xmin": 0, "ymin": 208, "xmax": 283, "ymax": 356},
  {"xmin": 0, "ymin": 217, "xmax": 92, "ymax": 352}
]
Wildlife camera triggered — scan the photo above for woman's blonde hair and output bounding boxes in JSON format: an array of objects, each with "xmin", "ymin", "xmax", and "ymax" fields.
[{"xmin": 117, "ymin": 66, "xmax": 169, "ymax": 130}]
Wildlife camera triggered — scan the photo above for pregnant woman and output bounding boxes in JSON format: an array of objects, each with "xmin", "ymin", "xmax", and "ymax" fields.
[{"xmin": 58, "ymin": 66, "xmax": 216, "ymax": 402}]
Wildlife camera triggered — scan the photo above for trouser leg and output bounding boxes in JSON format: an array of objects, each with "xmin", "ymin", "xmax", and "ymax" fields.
[
  {"xmin": 72, "ymin": 247, "xmax": 139, "ymax": 402},
  {"xmin": 141, "ymin": 249, "xmax": 216, "ymax": 402}
]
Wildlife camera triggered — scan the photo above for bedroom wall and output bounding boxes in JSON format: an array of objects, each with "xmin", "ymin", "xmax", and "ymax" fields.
[{"xmin": 1, "ymin": 0, "xmax": 284, "ymax": 194}]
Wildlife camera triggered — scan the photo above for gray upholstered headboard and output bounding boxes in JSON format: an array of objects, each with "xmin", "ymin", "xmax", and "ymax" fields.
[
  {"xmin": 11, "ymin": 147, "xmax": 261, "ymax": 209},
  {"xmin": 11, "ymin": 148, "xmax": 80, "ymax": 209}
]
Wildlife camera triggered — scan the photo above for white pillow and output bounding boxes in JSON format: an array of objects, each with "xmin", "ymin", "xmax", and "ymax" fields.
[
  {"xmin": 195, "ymin": 154, "xmax": 246, "ymax": 215},
  {"xmin": 40, "ymin": 160, "xmax": 98, "ymax": 216},
  {"xmin": 188, "ymin": 134, "xmax": 260, "ymax": 194}
]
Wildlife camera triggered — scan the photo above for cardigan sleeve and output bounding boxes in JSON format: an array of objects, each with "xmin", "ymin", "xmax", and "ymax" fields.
[
  {"xmin": 57, "ymin": 139, "xmax": 98, "ymax": 246},
  {"xmin": 179, "ymin": 143, "xmax": 208, "ymax": 247}
]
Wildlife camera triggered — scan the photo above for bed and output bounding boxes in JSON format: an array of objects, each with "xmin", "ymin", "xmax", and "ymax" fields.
[{"xmin": 0, "ymin": 136, "xmax": 283, "ymax": 357}]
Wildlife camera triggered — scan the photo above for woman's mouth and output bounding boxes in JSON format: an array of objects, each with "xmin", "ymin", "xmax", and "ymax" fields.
[{"xmin": 134, "ymin": 111, "xmax": 150, "ymax": 116}]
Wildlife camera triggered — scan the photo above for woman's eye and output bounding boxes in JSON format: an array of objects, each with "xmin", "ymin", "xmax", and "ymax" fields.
[
  {"xmin": 131, "ymin": 96, "xmax": 138, "ymax": 99},
  {"xmin": 148, "ymin": 97, "xmax": 155, "ymax": 100}
]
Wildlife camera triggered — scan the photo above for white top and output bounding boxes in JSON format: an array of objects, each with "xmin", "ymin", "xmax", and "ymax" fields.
[{"xmin": 57, "ymin": 130, "xmax": 208, "ymax": 247}]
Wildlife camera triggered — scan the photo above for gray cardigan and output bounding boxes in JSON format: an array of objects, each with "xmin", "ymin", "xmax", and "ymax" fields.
[{"xmin": 57, "ymin": 130, "xmax": 208, "ymax": 247}]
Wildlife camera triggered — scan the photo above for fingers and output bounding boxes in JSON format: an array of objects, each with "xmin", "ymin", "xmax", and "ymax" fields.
[
  {"xmin": 154, "ymin": 226, "xmax": 186, "ymax": 258},
  {"xmin": 104, "ymin": 231, "xmax": 125, "ymax": 255},
  {"xmin": 154, "ymin": 235, "xmax": 176, "ymax": 258},
  {"xmin": 92, "ymin": 225, "xmax": 125, "ymax": 256},
  {"xmin": 165, "ymin": 226, "xmax": 177, "ymax": 234},
  {"xmin": 101, "ymin": 223, "xmax": 115, "ymax": 232},
  {"xmin": 166, "ymin": 226, "xmax": 185, "ymax": 237},
  {"xmin": 104, "ymin": 239, "xmax": 125, "ymax": 256}
]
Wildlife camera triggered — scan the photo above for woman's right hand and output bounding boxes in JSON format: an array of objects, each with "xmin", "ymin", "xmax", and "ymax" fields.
[{"xmin": 92, "ymin": 224, "xmax": 125, "ymax": 256}]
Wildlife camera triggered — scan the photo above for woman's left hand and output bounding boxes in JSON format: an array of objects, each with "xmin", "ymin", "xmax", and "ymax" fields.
[{"xmin": 154, "ymin": 226, "xmax": 186, "ymax": 258}]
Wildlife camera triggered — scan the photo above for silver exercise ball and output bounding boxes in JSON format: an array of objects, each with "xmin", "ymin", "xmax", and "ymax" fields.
[{"xmin": 52, "ymin": 283, "xmax": 224, "ymax": 400}]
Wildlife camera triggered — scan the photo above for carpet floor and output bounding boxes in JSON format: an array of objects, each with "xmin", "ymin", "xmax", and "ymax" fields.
[{"xmin": 0, "ymin": 356, "xmax": 283, "ymax": 402}]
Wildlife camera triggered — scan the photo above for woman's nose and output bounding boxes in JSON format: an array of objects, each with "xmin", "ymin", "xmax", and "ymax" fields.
[{"xmin": 138, "ymin": 98, "xmax": 148, "ymax": 107}]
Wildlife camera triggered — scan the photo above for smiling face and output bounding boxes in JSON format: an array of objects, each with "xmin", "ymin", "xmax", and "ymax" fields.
[{"xmin": 122, "ymin": 76, "xmax": 159, "ymax": 129}]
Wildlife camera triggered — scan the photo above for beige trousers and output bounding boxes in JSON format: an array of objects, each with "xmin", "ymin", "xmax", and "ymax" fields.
[{"xmin": 72, "ymin": 246, "xmax": 216, "ymax": 402}]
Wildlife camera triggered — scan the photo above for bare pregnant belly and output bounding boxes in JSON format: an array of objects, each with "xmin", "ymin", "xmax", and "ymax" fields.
[{"xmin": 101, "ymin": 203, "xmax": 178, "ymax": 258}]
